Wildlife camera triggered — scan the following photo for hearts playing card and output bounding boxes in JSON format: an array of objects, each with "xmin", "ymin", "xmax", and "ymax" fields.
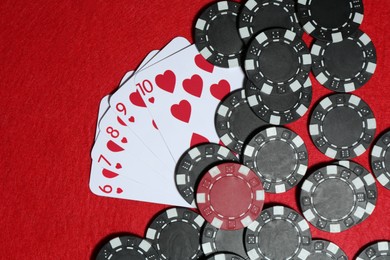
[
  {"xmin": 109, "ymin": 37, "xmax": 191, "ymax": 165},
  {"xmin": 94, "ymin": 70, "xmax": 136, "ymax": 143},
  {"xmin": 89, "ymin": 160, "xmax": 190, "ymax": 207},
  {"xmin": 133, "ymin": 44, "xmax": 245, "ymax": 161},
  {"xmin": 93, "ymin": 108, "xmax": 174, "ymax": 182},
  {"xmin": 90, "ymin": 44, "xmax": 195, "ymax": 207}
]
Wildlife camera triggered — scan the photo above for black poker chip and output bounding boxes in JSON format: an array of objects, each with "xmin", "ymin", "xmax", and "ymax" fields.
[
  {"xmin": 244, "ymin": 28, "xmax": 311, "ymax": 94},
  {"xmin": 201, "ymin": 222, "xmax": 248, "ymax": 258},
  {"xmin": 145, "ymin": 207, "xmax": 205, "ymax": 260},
  {"xmin": 336, "ymin": 160, "xmax": 377, "ymax": 222},
  {"xmin": 245, "ymin": 77, "xmax": 312, "ymax": 125},
  {"xmin": 311, "ymin": 29, "xmax": 377, "ymax": 92},
  {"xmin": 206, "ymin": 253, "xmax": 246, "ymax": 260},
  {"xmin": 175, "ymin": 143, "xmax": 238, "ymax": 206},
  {"xmin": 244, "ymin": 206, "xmax": 312, "ymax": 260},
  {"xmin": 96, "ymin": 235, "xmax": 159, "ymax": 260},
  {"xmin": 238, "ymin": 0, "xmax": 303, "ymax": 44},
  {"xmin": 356, "ymin": 241, "xmax": 390, "ymax": 260},
  {"xmin": 307, "ymin": 239, "xmax": 348, "ymax": 260},
  {"xmin": 243, "ymin": 126, "xmax": 308, "ymax": 193},
  {"xmin": 194, "ymin": 1, "xmax": 243, "ymax": 68},
  {"xmin": 215, "ymin": 89, "xmax": 268, "ymax": 153},
  {"xmin": 371, "ymin": 130, "xmax": 390, "ymax": 190},
  {"xmin": 309, "ymin": 93, "xmax": 376, "ymax": 159},
  {"xmin": 300, "ymin": 165, "xmax": 370, "ymax": 233},
  {"xmin": 297, "ymin": 0, "xmax": 364, "ymax": 42}
]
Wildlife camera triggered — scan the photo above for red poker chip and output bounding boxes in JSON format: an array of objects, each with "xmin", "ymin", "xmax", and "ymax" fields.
[{"xmin": 196, "ymin": 162, "xmax": 265, "ymax": 230}]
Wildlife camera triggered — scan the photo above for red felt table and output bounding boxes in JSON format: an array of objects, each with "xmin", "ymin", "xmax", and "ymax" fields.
[{"xmin": 1, "ymin": 0, "xmax": 389, "ymax": 259}]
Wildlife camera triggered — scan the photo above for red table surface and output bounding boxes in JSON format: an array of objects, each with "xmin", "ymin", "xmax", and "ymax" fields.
[{"xmin": 1, "ymin": 0, "xmax": 390, "ymax": 259}]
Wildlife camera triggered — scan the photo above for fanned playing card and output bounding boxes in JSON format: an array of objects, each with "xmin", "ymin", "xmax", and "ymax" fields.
[
  {"xmin": 90, "ymin": 37, "xmax": 193, "ymax": 207},
  {"xmin": 109, "ymin": 37, "xmax": 191, "ymax": 165},
  {"xmin": 133, "ymin": 44, "xmax": 245, "ymax": 161}
]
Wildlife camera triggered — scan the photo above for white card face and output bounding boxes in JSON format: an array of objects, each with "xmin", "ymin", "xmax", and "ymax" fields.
[
  {"xmin": 91, "ymin": 50, "xmax": 168, "ymax": 183},
  {"xmin": 92, "ymin": 60, "xmax": 170, "ymax": 184},
  {"xmin": 93, "ymin": 47, "xmax": 157, "ymax": 142},
  {"xmin": 91, "ymin": 132, "xmax": 166, "ymax": 185},
  {"xmin": 89, "ymin": 160, "xmax": 191, "ymax": 207},
  {"xmin": 92, "ymin": 108, "xmax": 172, "ymax": 180},
  {"xmin": 90, "ymin": 44, "xmax": 194, "ymax": 208},
  {"xmin": 133, "ymin": 44, "xmax": 245, "ymax": 161},
  {"xmin": 109, "ymin": 37, "xmax": 191, "ymax": 164},
  {"xmin": 94, "ymin": 69, "xmax": 137, "ymax": 142}
]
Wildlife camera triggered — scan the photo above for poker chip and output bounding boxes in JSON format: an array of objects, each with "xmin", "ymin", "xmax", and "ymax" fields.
[
  {"xmin": 300, "ymin": 165, "xmax": 370, "ymax": 233},
  {"xmin": 196, "ymin": 162, "xmax": 265, "ymax": 230},
  {"xmin": 311, "ymin": 29, "xmax": 377, "ymax": 92},
  {"xmin": 245, "ymin": 206, "xmax": 312, "ymax": 260},
  {"xmin": 309, "ymin": 93, "xmax": 376, "ymax": 159},
  {"xmin": 194, "ymin": 1, "xmax": 243, "ymax": 68},
  {"xmin": 371, "ymin": 130, "xmax": 390, "ymax": 190},
  {"xmin": 215, "ymin": 89, "xmax": 268, "ymax": 153},
  {"xmin": 201, "ymin": 222, "xmax": 248, "ymax": 258},
  {"xmin": 206, "ymin": 253, "xmax": 246, "ymax": 260},
  {"xmin": 96, "ymin": 235, "xmax": 158, "ymax": 260},
  {"xmin": 175, "ymin": 143, "xmax": 238, "ymax": 206},
  {"xmin": 356, "ymin": 241, "xmax": 390, "ymax": 260},
  {"xmin": 245, "ymin": 77, "xmax": 312, "ymax": 125},
  {"xmin": 243, "ymin": 126, "xmax": 308, "ymax": 193},
  {"xmin": 145, "ymin": 207, "xmax": 205, "ymax": 259},
  {"xmin": 307, "ymin": 239, "xmax": 348, "ymax": 260},
  {"xmin": 244, "ymin": 28, "xmax": 311, "ymax": 94},
  {"xmin": 296, "ymin": 0, "xmax": 364, "ymax": 42},
  {"xmin": 336, "ymin": 160, "xmax": 377, "ymax": 221},
  {"xmin": 238, "ymin": 0, "xmax": 303, "ymax": 44}
]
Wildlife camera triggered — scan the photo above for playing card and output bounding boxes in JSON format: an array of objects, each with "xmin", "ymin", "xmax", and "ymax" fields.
[
  {"xmin": 91, "ymin": 48, "xmax": 156, "ymax": 159},
  {"xmin": 95, "ymin": 39, "xmax": 190, "ymax": 175},
  {"xmin": 93, "ymin": 52, "xmax": 152, "ymax": 142},
  {"xmin": 91, "ymin": 112, "xmax": 190, "ymax": 206},
  {"xmin": 109, "ymin": 37, "xmax": 191, "ymax": 164},
  {"xmin": 92, "ymin": 56, "xmax": 165, "ymax": 183},
  {"xmin": 92, "ymin": 109, "xmax": 171, "ymax": 183},
  {"xmin": 133, "ymin": 44, "xmax": 245, "ymax": 161},
  {"xmin": 94, "ymin": 71, "xmax": 135, "ymax": 142},
  {"xmin": 89, "ymin": 160, "xmax": 190, "ymax": 207},
  {"xmin": 90, "ymin": 39, "xmax": 193, "ymax": 207},
  {"xmin": 92, "ymin": 51, "xmax": 164, "ymax": 183}
]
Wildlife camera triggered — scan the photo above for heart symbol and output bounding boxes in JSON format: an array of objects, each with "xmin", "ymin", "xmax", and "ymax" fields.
[
  {"xmin": 190, "ymin": 133, "xmax": 209, "ymax": 147},
  {"xmin": 128, "ymin": 116, "xmax": 135, "ymax": 123},
  {"xmin": 115, "ymin": 163, "xmax": 122, "ymax": 169},
  {"xmin": 102, "ymin": 169, "xmax": 119, "ymax": 178},
  {"xmin": 106, "ymin": 140, "xmax": 124, "ymax": 152},
  {"xmin": 210, "ymin": 80, "xmax": 231, "ymax": 100},
  {"xmin": 183, "ymin": 74, "xmax": 203, "ymax": 98},
  {"xmin": 148, "ymin": 97, "xmax": 155, "ymax": 103},
  {"xmin": 155, "ymin": 70, "xmax": 176, "ymax": 93},
  {"xmin": 171, "ymin": 100, "xmax": 191, "ymax": 123},
  {"xmin": 129, "ymin": 90, "xmax": 146, "ymax": 107},
  {"xmin": 195, "ymin": 54, "xmax": 214, "ymax": 73},
  {"xmin": 117, "ymin": 116, "xmax": 127, "ymax": 126},
  {"xmin": 116, "ymin": 188, "xmax": 123, "ymax": 194},
  {"xmin": 121, "ymin": 137, "xmax": 127, "ymax": 144},
  {"xmin": 152, "ymin": 120, "xmax": 158, "ymax": 130}
]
